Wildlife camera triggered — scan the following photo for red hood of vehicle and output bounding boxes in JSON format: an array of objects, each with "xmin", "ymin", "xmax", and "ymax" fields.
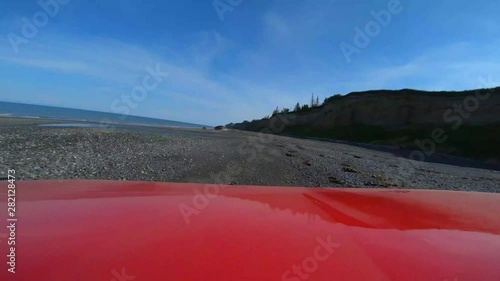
[{"xmin": 1, "ymin": 180, "xmax": 500, "ymax": 281}]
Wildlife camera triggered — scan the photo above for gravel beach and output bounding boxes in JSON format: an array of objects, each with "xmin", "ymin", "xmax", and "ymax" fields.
[{"xmin": 1, "ymin": 118, "xmax": 499, "ymax": 192}]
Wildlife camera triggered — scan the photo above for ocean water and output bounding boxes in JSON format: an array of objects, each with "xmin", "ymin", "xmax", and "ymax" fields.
[{"xmin": 0, "ymin": 101, "xmax": 208, "ymax": 128}]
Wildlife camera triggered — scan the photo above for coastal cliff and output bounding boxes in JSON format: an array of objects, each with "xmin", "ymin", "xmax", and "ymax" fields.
[{"xmin": 228, "ymin": 88, "xmax": 500, "ymax": 161}]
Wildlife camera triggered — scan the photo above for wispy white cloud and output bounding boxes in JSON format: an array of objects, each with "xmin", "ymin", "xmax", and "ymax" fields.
[
  {"xmin": 188, "ymin": 31, "xmax": 231, "ymax": 70},
  {"xmin": 0, "ymin": 57, "xmax": 89, "ymax": 73},
  {"xmin": 336, "ymin": 40, "xmax": 500, "ymax": 92},
  {"xmin": 0, "ymin": 32, "xmax": 289, "ymax": 125},
  {"xmin": 1, "ymin": 0, "xmax": 499, "ymax": 125}
]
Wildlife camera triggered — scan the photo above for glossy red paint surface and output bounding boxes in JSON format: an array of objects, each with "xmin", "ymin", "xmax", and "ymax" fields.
[{"xmin": 1, "ymin": 181, "xmax": 500, "ymax": 281}]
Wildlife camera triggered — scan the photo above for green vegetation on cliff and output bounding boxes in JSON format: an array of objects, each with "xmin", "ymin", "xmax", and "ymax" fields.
[{"xmin": 228, "ymin": 87, "xmax": 500, "ymax": 162}]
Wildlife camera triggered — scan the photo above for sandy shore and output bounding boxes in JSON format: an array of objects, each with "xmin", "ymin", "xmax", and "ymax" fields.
[{"xmin": 1, "ymin": 118, "xmax": 499, "ymax": 192}]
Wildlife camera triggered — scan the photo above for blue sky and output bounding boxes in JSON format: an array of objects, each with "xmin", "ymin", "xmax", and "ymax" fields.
[{"xmin": 0, "ymin": 0, "xmax": 499, "ymax": 126}]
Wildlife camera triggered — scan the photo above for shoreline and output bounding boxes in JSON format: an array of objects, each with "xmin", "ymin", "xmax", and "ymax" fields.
[
  {"xmin": 1, "ymin": 117, "xmax": 499, "ymax": 193},
  {"xmin": 0, "ymin": 116, "xmax": 211, "ymax": 129}
]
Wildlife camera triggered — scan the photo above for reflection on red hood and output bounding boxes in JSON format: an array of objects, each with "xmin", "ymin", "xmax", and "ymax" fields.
[{"xmin": 1, "ymin": 180, "xmax": 500, "ymax": 281}]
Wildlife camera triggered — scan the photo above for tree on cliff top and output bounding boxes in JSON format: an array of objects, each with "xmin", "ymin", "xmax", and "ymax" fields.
[
  {"xmin": 311, "ymin": 93, "xmax": 320, "ymax": 107},
  {"xmin": 294, "ymin": 102, "xmax": 300, "ymax": 112},
  {"xmin": 272, "ymin": 106, "xmax": 279, "ymax": 115},
  {"xmin": 324, "ymin": 94, "xmax": 343, "ymax": 103}
]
